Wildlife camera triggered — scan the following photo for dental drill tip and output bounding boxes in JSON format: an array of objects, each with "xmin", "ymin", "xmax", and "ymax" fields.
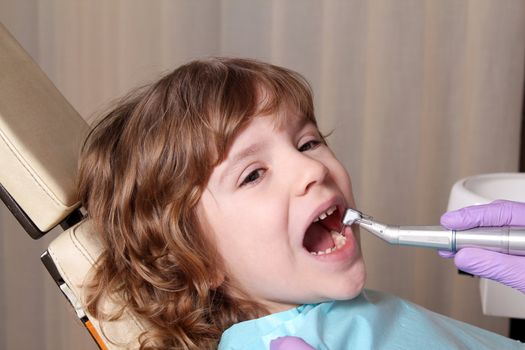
[{"xmin": 342, "ymin": 208, "xmax": 363, "ymax": 226}]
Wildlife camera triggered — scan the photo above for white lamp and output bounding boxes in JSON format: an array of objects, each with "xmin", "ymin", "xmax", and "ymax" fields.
[{"xmin": 447, "ymin": 173, "xmax": 525, "ymax": 318}]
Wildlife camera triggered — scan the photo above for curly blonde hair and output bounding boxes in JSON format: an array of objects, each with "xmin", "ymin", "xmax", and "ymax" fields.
[{"xmin": 77, "ymin": 57, "xmax": 317, "ymax": 349}]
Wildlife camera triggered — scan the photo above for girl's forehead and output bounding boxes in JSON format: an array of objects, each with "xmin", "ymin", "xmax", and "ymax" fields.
[
  {"xmin": 231, "ymin": 112, "xmax": 317, "ymax": 150},
  {"xmin": 209, "ymin": 102, "xmax": 317, "ymax": 167},
  {"xmin": 251, "ymin": 105, "xmax": 314, "ymax": 131}
]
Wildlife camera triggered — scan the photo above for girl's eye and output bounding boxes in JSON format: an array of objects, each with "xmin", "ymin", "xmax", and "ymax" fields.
[
  {"xmin": 299, "ymin": 139, "xmax": 322, "ymax": 152},
  {"xmin": 240, "ymin": 169, "xmax": 265, "ymax": 187}
]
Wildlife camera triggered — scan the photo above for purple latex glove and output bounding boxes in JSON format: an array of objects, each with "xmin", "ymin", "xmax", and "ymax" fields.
[
  {"xmin": 439, "ymin": 200, "xmax": 525, "ymax": 293},
  {"xmin": 270, "ymin": 336, "xmax": 316, "ymax": 350}
]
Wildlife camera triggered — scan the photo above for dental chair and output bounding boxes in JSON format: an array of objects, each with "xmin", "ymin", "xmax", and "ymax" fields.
[{"xmin": 0, "ymin": 23, "xmax": 145, "ymax": 349}]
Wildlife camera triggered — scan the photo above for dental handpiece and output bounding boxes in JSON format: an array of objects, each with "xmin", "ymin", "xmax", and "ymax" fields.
[{"xmin": 342, "ymin": 208, "xmax": 525, "ymax": 256}]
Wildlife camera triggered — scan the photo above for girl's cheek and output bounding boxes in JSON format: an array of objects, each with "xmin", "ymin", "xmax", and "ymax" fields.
[{"xmin": 330, "ymin": 159, "xmax": 352, "ymax": 189}]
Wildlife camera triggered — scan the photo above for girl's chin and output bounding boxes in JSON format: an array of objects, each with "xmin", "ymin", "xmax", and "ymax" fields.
[
  {"xmin": 262, "ymin": 279, "xmax": 366, "ymax": 313},
  {"xmin": 327, "ymin": 262, "xmax": 367, "ymax": 301}
]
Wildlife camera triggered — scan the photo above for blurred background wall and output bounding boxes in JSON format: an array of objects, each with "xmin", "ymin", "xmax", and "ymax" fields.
[{"xmin": 1, "ymin": 1, "xmax": 524, "ymax": 349}]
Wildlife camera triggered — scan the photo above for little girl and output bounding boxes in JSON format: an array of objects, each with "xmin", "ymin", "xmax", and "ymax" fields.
[{"xmin": 78, "ymin": 58, "xmax": 522, "ymax": 349}]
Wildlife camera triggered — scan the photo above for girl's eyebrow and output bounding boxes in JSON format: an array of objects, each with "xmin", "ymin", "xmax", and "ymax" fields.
[
  {"xmin": 289, "ymin": 115, "xmax": 315, "ymax": 136},
  {"xmin": 219, "ymin": 141, "xmax": 265, "ymax": 183},
  {"xmin": 230, "ymin": 142, "xmax": 264, "ymax": 165}
]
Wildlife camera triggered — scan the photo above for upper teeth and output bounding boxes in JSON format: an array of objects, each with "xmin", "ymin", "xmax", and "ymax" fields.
[{"xmin": 313, "ymin": 205, "xmax": 337, "ymax": 222}]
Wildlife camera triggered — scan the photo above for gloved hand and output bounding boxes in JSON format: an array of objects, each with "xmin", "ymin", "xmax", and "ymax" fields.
[
  {"xmin": 270, "ymin": 336, "xmax": 316, "ymax": 350},
  {"xmin": 439, "ymin": 200, "xmax": 525, "ymax": 293}
]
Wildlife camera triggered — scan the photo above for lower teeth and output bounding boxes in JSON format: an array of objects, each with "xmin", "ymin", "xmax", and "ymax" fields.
[{"xmin": 310, "ymin": 231, "xmax": 346, "ymax": 255}]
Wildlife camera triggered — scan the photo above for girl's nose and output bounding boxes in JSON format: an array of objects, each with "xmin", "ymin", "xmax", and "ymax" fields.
[{"xmin": 290, "ymin": 152, "xmax": 329, "ymax": 196}]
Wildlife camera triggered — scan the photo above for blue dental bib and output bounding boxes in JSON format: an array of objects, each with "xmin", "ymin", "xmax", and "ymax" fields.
[{"xmin": 219, "ymin": 290, "xmax": 523, "ymax": 350}]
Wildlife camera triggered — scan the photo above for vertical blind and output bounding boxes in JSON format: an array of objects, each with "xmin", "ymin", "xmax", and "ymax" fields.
[{"xmin": 0, "ymin": 1, "xmax": 524, "ymax": 348}]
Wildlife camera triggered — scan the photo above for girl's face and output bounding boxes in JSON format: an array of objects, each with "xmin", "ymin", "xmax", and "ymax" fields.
[{"xmin": 198, "ymin": 109, "xmax": 366, "ymax": 313}]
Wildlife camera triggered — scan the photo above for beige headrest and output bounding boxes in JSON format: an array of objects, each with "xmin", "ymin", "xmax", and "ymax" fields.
[
  {"xmin": 0, "ymin": 23, "xmax": 89, "ymax": 233},
  {"xmin": 48, "ymin": 220, "xmax": 146, "ymax": 349}
]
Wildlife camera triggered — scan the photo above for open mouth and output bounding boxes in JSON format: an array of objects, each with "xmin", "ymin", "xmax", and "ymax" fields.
[{"xmin": 303, "ymin": 205, "xmax": 347, "ymax": 256}]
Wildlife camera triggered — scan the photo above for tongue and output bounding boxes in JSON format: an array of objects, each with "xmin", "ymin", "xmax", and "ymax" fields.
[{"xmin": 303, "ymin": 222, "xmax": 334, "ymax": 252}]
